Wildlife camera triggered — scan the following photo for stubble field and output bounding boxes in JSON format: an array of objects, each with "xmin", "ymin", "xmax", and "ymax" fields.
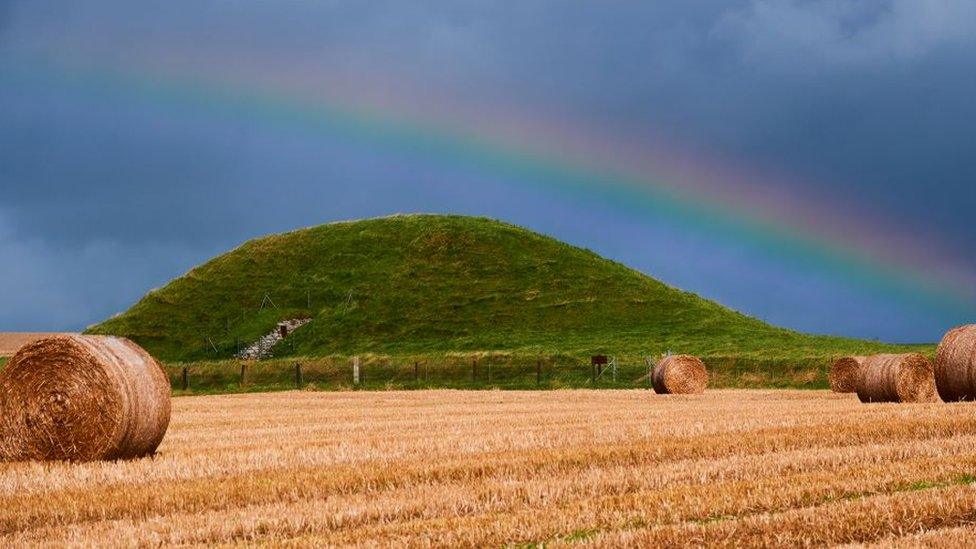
[{"xmin": 2, "ymin": 389, "xmax": 976, "ymax": 547}]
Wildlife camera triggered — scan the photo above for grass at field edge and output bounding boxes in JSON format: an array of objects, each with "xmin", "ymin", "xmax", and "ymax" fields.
[{"xmin": 162, "ymin": 348, "xmax": 934, "ymax": 395}]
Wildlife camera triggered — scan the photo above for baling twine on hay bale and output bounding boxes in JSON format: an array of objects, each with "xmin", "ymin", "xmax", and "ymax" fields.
[
  {"xmin": 829, "ymin": 356, "xmax": 863, "ymax": 393},
  {"xmin": 652, "ymin": 355, "xmax": 708, "ymax": 394},
  {"xmin": 0, "ymin": 335, "xmax": 171, "ymax": 462},
  {"xmin": 856, "ymin": 353, "xmax": 939, "ymax": 404},
  {"xmin": 935, "ymin": 324, "xmax": 976, "ymax": 402}
]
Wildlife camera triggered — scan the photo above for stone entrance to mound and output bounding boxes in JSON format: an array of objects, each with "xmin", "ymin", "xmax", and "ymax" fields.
[{"xmin": 236, "ymin": 318, "xmax": 311, "ymax": 360}]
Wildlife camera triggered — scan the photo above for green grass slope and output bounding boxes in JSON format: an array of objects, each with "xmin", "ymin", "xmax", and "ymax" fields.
[{"xmin": 88, "ymin": 214, "xmax": 922, "ymax": 362}]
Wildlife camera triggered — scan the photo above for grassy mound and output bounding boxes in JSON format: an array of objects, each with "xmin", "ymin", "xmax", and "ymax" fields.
[{"xmin": 88, "ymin": 214, "xmax": 921, "ymax": 362}]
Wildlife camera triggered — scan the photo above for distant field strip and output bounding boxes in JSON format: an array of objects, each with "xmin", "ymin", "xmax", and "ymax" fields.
[
  {"xmin": 0, "ymin": 333, "xmax": 72, "ymax": 357},
  {"xmin": 1, "ymin": 390, "xmax": 975, "ymax": 546}
]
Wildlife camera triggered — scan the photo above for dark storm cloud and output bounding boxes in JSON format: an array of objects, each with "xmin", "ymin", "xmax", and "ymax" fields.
[
  {"xmin": 0, "ymin": 2, "xmax": 10, "ymax": 32},
  {"xmin": 0, "ymin": 1, "xmax": 974, "ymax": 338}
]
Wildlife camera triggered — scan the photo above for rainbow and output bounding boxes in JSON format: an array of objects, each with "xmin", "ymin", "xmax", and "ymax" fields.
[{"xmin": 3, "ymin": 53, "xmax": 974, "ymax": 325}]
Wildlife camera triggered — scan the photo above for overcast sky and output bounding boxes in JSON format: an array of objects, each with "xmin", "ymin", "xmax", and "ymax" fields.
[{"xmin": 1, "ymin": 1, "xmax": 974, "ymax": 342}]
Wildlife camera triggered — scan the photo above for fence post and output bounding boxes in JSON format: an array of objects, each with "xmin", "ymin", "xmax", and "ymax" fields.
[
  {"xmin": 537, "ymin": 360, "xmax": 542, "ymax": 385},
  {"xmin": 353, "ymin": 356, "xmax": 361, "ymax": 386},
  {"xmin": 414, "ymin": 361, "xmax": 419, "ymax": 383},
  {"xmin": 487, "ymin": 360, "xmax": 492, "ymax": 384},
  {"xmin": 181, "ymin": 366, "xmax": 189, "ymax": 391},
  {"xmin": 295, "ymin": 363, "xmax": 303, "ymax": 388},
  {"xmin": 240, "ymin": 363, "xmax": 247, "ymax": 387},
  {"xmin": 472, "ymin": 358, "xmax": 477, "ymax": 384}
]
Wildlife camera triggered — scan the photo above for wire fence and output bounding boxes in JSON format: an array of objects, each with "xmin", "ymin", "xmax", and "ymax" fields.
[
  {"xmin": 165, "ymin": 355, "xmax": 662, "ymax": 392},
  {"xmin": 164, "ymin": 354, "xmax": 833, "ymax": 393}
]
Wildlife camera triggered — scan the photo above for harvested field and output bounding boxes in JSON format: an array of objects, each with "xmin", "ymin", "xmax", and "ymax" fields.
[
  {"xmin": 1, "ymin": 389, "xmax": 975, "ymax": 546},
  {"xmin": 0, "ymin": 333, "xmax": 72, "ymax": 357}
]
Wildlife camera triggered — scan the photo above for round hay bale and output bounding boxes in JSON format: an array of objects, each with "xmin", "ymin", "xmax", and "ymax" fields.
[
  {"xmin": 856, "ymin": 353, "xmax": 939, "ymax": 403},
  {"xmin": 934, "ymin": 324, "xmax": 976, "ymax": 402},
  {"xmin": 829, "ymin": 356, "xmax": 863, "ymax": 393},
  {"xmin": 0, "ymin": 335, "xmax": 171, "ymax": 462},
  {"xmin": 652, "ymin": 355, "xmax": 707, "ymax": 394}
]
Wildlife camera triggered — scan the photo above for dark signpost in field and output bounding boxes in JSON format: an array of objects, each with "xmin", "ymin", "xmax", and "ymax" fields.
[{"xmin": 591, "ymin": 355, "xmax": 608, "ymax": 383}]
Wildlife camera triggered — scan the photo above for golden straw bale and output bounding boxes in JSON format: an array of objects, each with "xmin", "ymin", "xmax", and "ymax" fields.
[
  {"xmin": 829, "ymin": 356, "xmax": 864, "ymax": 393},
  {"xmin": 0, "ymin": 335, "xmax": 170, "ymax": 462},
  {"xmin": 652, "ymin": 355, "xmax": 708, "ymax": 395},
  {"xmin": 934, "ymin": 324, "xmax": 976, "ymax": 402},
  {"xmin": 856, "ymin": 353, "xmax": 939, "ymax": 404}
]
